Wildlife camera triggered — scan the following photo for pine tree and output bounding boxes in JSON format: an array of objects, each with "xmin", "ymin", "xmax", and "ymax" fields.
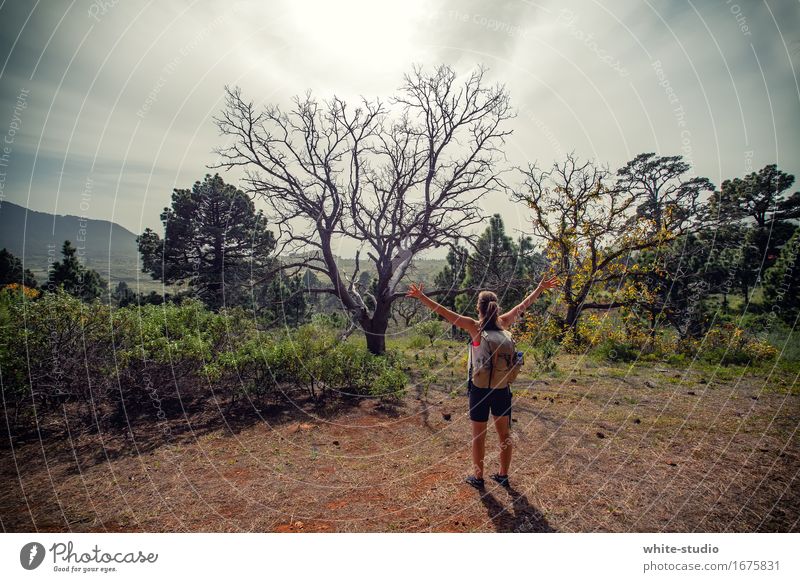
[
  {"xmin": 715, "ymin": 164, "xmax": 799, "ymax": 298},
  {"xmin": 433, "ymin": 244, "xmax": 469, "ymax": 311},
  {"xmin": 763, "ymin": 227, "xmax": 800, "ymax": 325},
  {"xmin": 260, "ymin": 272, "xmax": 309, "ymax": 327},
  {"xmin": 47, "ymin": 241, "xmax": 107, "ymax": 301},
  {"xmin": 138, "ymin": 174, "xmax": 277, "ymax": 310},
  {"xmin": 457, "ymin": 214, "xmax": 544, "ymax": 312},
  {"xmin": 112, "ymin": 281, "xmax": 137, "ymax": 307},
  {"xmin": 0, "ymin": 248, "xmax": 37, "ymax": 288}
]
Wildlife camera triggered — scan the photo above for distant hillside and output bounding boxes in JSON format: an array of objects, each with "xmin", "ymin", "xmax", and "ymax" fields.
[
  {"xmin": 0, "ymin": 201, "xmax": 140, "ymax": 283},
  {"xmin": 0, "ymin": 201, "xmax": 448, "ymax": 288}
]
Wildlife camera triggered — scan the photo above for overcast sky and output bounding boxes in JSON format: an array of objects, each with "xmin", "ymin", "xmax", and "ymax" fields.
[{"xmin": 0, "ymin": 0, "xmax": 798, "ymax": 258}]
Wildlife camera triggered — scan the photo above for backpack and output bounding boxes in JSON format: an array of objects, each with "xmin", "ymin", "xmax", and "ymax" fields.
[{"xmin": 467, "ymin": 329, "xmax": 523, "ymax": 389}]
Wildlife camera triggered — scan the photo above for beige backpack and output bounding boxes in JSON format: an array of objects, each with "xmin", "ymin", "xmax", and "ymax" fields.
[{"xmin": 468, "ymin": 329, "xmax": 523, "ymax": 389}]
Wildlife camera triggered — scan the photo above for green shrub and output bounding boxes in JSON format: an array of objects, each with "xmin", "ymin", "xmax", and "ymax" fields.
[
  {"xmin": 700, "ymin": 347, "xmax": 749, "ymax": 366},
  {"xmin": 738, "ymin": 312, "xmax": 777, "ymax": 335},
  {"xmin": 594, "ymin": 339, "xmax": 639, "ymax": 363},
  {"xmin": 371, "ymin": 365, "xmax": 408, "ymax": 399},
  {"xmin": 763, "ymin": 327, "xmax": 800, "ymax": 363},
  {"xmin": 665, "ymin": 352, "xmax": 686, "ymax": 366},
  {"xmin": 0, "ymin": 291, "xmax": 409, "ymax": 431},
  {"xmin": 405, "ymin": 334, "xmax": 428, "ymax": 350},
  {"xmin": 238, "ymin": 323, "xmax": 409, "ymax": 402},
  {"xmin": 310, "ymin": 311, "xmax": 348, "ymax": 330},
  {"xmin": 415, "ymin": 319, "xmax": 446, "ymax": 347},
  {"xmin": 0, "ymin": 289, "xmax": 115, "ymax": 426},
  {"xmin": 530, "ymin": 339, "xmax": 559, "ymax": 372}
]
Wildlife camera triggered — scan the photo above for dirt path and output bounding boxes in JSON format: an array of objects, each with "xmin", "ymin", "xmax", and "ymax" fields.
[{"xmin": 2, "ymin": 365, "xmax": 798, "ymax": 532}]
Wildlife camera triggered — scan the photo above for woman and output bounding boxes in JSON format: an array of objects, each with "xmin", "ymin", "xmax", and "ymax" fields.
[{"xmin": 406, "ymin": 275, "xmax": 560, "ymax": 489}]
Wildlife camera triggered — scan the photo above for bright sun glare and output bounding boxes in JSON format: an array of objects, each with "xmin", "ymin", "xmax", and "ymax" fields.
[{"xmin": 287, "ymin": 0, "xmax": 429, "ymax": 68}]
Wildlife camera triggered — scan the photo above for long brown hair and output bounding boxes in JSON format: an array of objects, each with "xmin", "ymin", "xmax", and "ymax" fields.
[{"xmin": 477, "ymin": 290, "xmax": 504, "ymax": 332}]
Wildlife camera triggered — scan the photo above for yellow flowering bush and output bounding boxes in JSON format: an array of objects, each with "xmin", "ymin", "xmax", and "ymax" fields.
[
  {"xmin": 512, "ymin": 311, "xmax": 560, "ymax": 346},
  {"xmin": 2, "ymin": 283, "xmax": 40, "ymax": 300},
  {"xmin": 696, "ymin": 323, "xmax": 778, "ymax": 365}
]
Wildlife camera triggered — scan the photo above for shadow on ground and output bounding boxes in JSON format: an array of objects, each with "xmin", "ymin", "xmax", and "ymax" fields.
[{"xmin": 477, "ymin": 485, "xmax": 556, "ymax": 532}]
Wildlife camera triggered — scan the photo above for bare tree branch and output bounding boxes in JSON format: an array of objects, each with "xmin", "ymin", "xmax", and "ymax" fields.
[{"xmin": 212, "ymin": 65, "xmax": 514, "ymax": 353}]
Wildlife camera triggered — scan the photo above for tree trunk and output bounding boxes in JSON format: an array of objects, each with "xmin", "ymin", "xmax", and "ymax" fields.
[
  {"xmin": 210, "ymin": 233, "xmax": 224, "ymax": 310},
  {"xmin": 565, "ymin": 303, "xmax": 580, "ymax": 330},
  {"xmin": 365, "ymin": 325, "xmax": 387, "ymax": 355},
  {"xmin": 363, "ymin": 302, "xmax": 391, "ymax": 355}
]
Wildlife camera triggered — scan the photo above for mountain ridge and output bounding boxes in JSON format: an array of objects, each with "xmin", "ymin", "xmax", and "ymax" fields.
[{"xmin": 0, "ymin": 202, "xmax": 447, "ymax": 285}]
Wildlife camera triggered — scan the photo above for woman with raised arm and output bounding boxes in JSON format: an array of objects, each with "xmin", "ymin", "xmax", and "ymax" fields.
[{"xmin": 406, "ymin": 275, "xmax": 560, "ymax": 489}]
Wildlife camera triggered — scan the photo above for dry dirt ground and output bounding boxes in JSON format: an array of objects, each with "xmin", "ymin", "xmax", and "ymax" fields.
[{"xmin": 2, "ymin": 358, "xmax": 798, "ymax": 532}]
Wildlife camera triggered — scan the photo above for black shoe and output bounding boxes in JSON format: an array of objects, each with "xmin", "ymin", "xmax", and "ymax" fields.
[
  {"xmin": 490, "ymin": 473, "xmax": 510, "ymax": 487},
  {"xmin": 465, "ymin": 475, "xmax": 485, "ymax": 489}
]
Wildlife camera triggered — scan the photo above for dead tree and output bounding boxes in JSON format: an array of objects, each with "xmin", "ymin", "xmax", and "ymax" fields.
[
  {"xmin": 391, "ymin": 297, "xmax": 424, "ymax": 327},
  {"xmin": 213, "ymin": 65, "xmax": 514, "ymax": 354}
]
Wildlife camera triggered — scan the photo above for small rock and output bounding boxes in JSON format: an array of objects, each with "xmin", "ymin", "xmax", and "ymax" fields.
[
  {"xmin": 687, "ymin": 391, "xmax": 696, "ymax": 396},
  {"xmin": 667, "ymin": 461, "xmax": 677, "ymax": 467},
  {"xmin": 442, "ymin": 413, "xmax": 452, "ymax": 421},
  {"xmin": 644, "ymin": 380, "xmax": 656, "ymax": 388},
  {"xmin": 596, "ymin": 432, "xmax": 605, "ymax": 439},
  {"xmin": 633, "ymin": 418, "xmax": 641, "ymax": 424}
]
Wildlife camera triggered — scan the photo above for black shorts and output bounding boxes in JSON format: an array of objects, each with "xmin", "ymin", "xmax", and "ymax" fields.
[{"xmin": 468, "ymin": 383, "xmax": 512, "ymax": 422}]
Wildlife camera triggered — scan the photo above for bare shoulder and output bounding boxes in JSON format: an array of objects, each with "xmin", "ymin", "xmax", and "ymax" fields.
[
  {"xmin": 461, "ymin": 317, "xmax": 480, "ymax": 339},
  {"xmin": 498, "ymin": 311, "xmax": 517, "ymax": 328},
  {"xmin": 462, "ymin": 316, "xmax": 479, "ymax": 333}
]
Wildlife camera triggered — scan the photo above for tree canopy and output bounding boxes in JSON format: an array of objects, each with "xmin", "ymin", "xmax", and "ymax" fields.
[{"xmin": 137, "ymin": 173, "xmax": 277, "ymax": 310}]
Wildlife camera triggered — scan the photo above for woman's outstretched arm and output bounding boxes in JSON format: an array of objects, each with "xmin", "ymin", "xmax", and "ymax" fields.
[
  {"xmin": 499, "ymin": 274, "xmax": 560, "ymax": 328},
  {"xmin": 406, "ymin": 283, "xmax": 478, "ymax": 334}
]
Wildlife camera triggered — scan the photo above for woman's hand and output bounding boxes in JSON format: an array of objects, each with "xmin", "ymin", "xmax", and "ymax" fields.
[
  {"xmin": 536, "ymin": 274, "xmax": 560, "ymax": 293},
  {"xmin": 406, "ymin": 282, "xmax": 425, "ymax": 300}
]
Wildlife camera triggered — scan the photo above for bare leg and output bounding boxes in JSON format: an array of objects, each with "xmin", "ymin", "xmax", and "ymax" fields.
[
  {"xmin": 494, "ymin": 414, "xmax": 512, "ymax": 475},
  {"xmin": 471, "ymin": 420, "xmax": 488, "ymax": 478}
]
